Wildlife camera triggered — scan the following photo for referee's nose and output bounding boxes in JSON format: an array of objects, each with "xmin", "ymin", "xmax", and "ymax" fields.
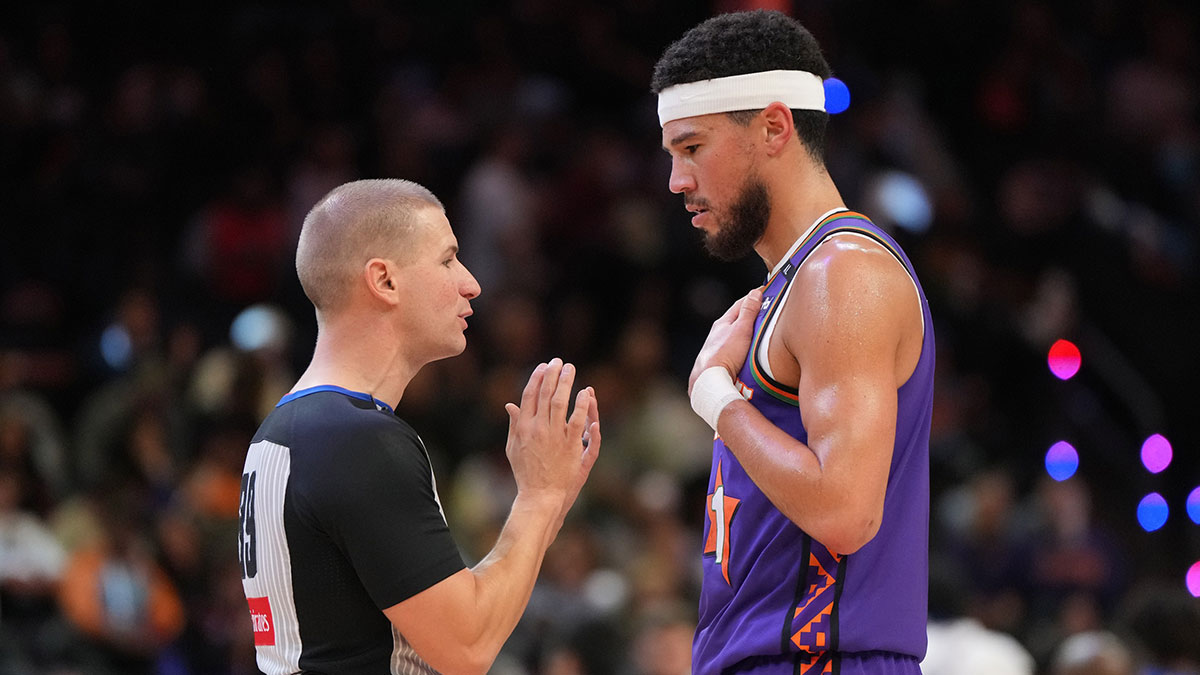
[{"xmin": 459, "ymin": 263, "xmax": 481, "ymax": 300}]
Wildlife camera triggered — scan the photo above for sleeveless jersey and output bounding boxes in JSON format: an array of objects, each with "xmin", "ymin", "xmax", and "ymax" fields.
[{"xmin": 693, "ymin": 210, "xmax": 934, "ymax": 675}]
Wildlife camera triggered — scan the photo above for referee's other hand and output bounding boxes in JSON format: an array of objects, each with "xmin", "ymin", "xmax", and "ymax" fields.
[{"xmin": 504, "ymin": 358, "xmax": 601, "ymax": 529}]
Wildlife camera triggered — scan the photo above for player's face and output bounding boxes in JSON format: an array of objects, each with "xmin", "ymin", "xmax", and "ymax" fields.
[
  {"xmin": 395, "ymin": 207, "xmax": 481, "ymax": 361},
  {"xmin": 662, "ymin": 114, "xmax": 771, "ymax": 261}
]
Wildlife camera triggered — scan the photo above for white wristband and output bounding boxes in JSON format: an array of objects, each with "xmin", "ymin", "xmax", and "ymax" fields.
[{"xmin": 691, "ymin": 367, "xmax": 745, "ymax": 431}]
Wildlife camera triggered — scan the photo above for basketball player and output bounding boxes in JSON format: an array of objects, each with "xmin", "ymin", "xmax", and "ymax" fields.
[
  {"xmin": 653, "ymin": 11, "xmax": 934, "ymax": 675},
  {"xmin": 237, "ymin": 179, "xmax": 600, "ymax": 675}
]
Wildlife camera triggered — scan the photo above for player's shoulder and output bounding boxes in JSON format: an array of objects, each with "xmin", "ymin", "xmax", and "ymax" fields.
[
  {"xmin": 780, "ymin": 225, "xmax": 920, "ymax": 344},
  {"xmin": 796, "ymin": 228, "xmax": 912, "ymax": 296}
]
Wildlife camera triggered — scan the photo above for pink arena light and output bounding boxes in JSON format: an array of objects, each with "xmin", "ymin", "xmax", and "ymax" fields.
[{"xmin": 1047, "ymin": 339, "xmax": 1081, "ymax": 380}]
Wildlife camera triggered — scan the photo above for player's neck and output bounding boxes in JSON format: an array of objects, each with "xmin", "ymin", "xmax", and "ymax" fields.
[{"xmin": 754, "ymin": 164, "xmax": 844, "ymax": 272}]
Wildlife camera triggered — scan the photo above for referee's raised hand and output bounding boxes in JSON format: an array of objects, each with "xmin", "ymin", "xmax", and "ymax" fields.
[{"xmin": 504, "ymin": 357, "xmax": 601, "ymax": 540}]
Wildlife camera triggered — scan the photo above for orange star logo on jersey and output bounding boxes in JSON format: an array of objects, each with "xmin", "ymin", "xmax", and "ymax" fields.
[{"xmin": 705, "ymin": 458, "xmax": 741, "ymax": 585}]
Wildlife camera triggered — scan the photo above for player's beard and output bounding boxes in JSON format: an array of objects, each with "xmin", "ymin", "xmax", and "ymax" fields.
[{"xmin": 702, "ymin": 174, "xmax": 771, "ymax": 262}]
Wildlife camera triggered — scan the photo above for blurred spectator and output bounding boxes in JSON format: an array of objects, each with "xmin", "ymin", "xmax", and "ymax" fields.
[
  {"xmin": 181, "ymin": 164, "xmax": 290, "ymax": 308},
  {"xmin": 56, "ymin": 485, "xmax": 185, "ymax": 673},
  {"xmin": 0, "ymin": 473, "xmax": 65, "ymax": 589},
  {"xmin": 505, "ymin": 524, "xmax": 613, "ymax": 668},
  {"xmin": 179, "ymin": 426, "xmax": 247, "ymax": 524},
  {"xmin": 631, "ymin": 605, "xmax": 695, "ymax": 675},
  {"xmin": 188, "ymin": 303, "xmax": 296, "ymax": 422},
  {"xmin": 936, "ymin": 466, "xmax": 1033, "ymax": 635},
  {"xmin": 455, "ymin": 123, "xmax": 540, "ymax": 300},
  {"xmin": 286, "ymin": 123, "xmax": 359, "ymax": 239},
  {"xmin": 1118, "ymin": 583, "xmax": 1200, "ymax": 675},
  {"xmin": 1024, "ymin": 477, "xmax": 1129, "ymax": 663},
  {"xmin": 923, "ymin": 616, "xmax": 1036, "ymax": 675},
  {"xmin": 1050, "ymin": 630, "xmax": 1135, "ymax": 675},
  {"xmin": 0, "ymin": 397, "xmax": 69, "ymax": 513},
  {"xmin": 0, "ymin": 470, "xmax": 67, "ymax": 671}
]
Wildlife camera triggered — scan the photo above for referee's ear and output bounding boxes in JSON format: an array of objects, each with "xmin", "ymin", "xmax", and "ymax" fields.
[{"xmin": 364, "ymin": 258, "xmax": 402, "ymax": 306}]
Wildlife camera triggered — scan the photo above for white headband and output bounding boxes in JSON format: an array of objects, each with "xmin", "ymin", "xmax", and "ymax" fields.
[{"xmin": 657, "ymin": 69, "xmax": 826, "ymax": 127}]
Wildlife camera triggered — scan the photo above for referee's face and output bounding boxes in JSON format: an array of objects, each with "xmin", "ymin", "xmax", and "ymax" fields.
[{"xmin": 395, "ymin": 207, "xmax": 481, "ymax": 362}]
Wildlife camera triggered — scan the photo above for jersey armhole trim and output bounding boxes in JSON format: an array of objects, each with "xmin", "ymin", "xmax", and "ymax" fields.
[{"xmin": 750, "ymin": 220, "xmax": 922, "ymax": 404}]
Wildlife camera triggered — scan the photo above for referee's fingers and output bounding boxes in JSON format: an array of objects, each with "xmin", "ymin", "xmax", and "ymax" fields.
[
  {"xmin": 550, "ymin": 362, "xmax": 576, "ymax": 425},
  {"xmin": 585, "ymin": 386, "xmax": 599, "ymax": 431},
  {"xmin": 519, "ymin": 362, "xmax": 547, "ymax": 417},
  {"xmin": 566, "ymin": 387, "xmax": 589, "ymax": 439},
  {"xmin": 582, "ymin": 420, "xmax": 601, "ymax": 471},
  {"xmin": 538, "ymin": 358, "xmax": 564, "ymax": 421}
]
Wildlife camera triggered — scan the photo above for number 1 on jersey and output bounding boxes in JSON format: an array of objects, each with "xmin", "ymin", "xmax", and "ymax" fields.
[{"xmin": 704, "ymin": 459, "xmax": 741, "ymax": 585}]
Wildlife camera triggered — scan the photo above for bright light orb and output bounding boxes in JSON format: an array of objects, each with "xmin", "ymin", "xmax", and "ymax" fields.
[
  {"xmin": 1048, "ymin": 339, "xmax": 1081, "ymax": 380},
  {"xmin": 1137, "ymin": 492, "xmax": 1169, "ymax": 532},
  {"xmin": 1045, "ymin": 441, "xmax": 1079, "ymax": 481},
  {"xmin": 823, "ymin": 78, "xmax": 850, "ymax": 114},
  {"xmin": 1141, "ymin": 434, "xmax": 1172, "ymax": 474},
  {"xmin": 100, "ymin": 324, "xmax": 133, "ymax": 371}
]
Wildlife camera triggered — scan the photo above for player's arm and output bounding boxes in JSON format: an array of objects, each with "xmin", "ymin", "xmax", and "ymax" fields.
[
  {"xmin": 700, "ymin": 238, "xmax": 920, "ymax": 554},
  {"xmin": 383, "ymin": 359, "xmax": 600, "ymax": 675}
]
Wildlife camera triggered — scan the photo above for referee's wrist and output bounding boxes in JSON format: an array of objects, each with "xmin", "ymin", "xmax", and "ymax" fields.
[{"xmin": 513, "ymin": 489, "xmax": 564, "ymax": 513}]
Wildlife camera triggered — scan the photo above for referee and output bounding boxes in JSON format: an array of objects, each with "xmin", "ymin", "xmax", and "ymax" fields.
[{"xmin": 237, "ymin": 179, "xmax": 601, "ymax": 674}]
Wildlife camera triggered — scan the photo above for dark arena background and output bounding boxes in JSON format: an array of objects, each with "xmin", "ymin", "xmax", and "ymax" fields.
[{"xmin": 1, "ymin": 1, "xmax": 1197, "ymax": 673}]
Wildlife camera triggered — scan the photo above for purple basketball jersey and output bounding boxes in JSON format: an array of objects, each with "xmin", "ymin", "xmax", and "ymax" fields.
[{"xmin": 693, "ymin": 210, "xmax": 934, "ymax": 675}]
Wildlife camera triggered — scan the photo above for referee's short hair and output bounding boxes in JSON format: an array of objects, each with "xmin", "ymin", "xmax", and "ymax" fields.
[{"xmin": 296, "ymin": 179, "xmax": 443, "ymax": 313}]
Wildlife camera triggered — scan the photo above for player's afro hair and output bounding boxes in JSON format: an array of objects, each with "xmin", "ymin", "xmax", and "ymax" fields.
[{"xmin": 651, "ymin": 10, "xmax": 832, "ymax": 161}]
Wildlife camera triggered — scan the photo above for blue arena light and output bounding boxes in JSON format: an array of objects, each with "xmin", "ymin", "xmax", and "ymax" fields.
[
  {"xmin": 824, "ymin": 78, "xmax": 850, "ymax": 114},
  {"xmin": 100, "ymin": 323, "xmax": 133, "ymax": 371},
  {"xmin": 871, "ymin": 171, "xmax": 933, "ymax": 234},
  {"xmin": 231, "ymin": 304, "xmax": 291, "ymax": 352},
  {"xmin": 1044, "ymin": 441, "xmax": 1078, "ymax": 481},
  {"xmin": 1137, "ymin": 492, "xmax": 1169, "ymax": 532},
  {"xmin": 1187, "ymin": 487, "xmax": 1200, "ymax": 525}
]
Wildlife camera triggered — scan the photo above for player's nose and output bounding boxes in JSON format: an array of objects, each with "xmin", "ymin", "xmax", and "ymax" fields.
[{"xmin": 668, "ymin": 157, "xmax": 695, "ymax": 194}]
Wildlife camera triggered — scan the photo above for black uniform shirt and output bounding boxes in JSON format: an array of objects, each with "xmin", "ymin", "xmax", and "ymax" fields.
[{"xmin": 238, "ymin": 386, "xmax": 465, "ymax": 674}]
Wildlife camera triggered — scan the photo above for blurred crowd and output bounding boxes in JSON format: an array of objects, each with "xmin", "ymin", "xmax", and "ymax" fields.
[{"xmin": 1, "ymin": 1, "xmax": 1198, "ymax": 674}]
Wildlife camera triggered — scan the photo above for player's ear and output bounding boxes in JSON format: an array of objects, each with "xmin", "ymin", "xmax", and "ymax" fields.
[
  {"xmin": 760, "ymin": 102, "xmax": 794, "ymax": 156},
  {"xmin": 364, "ymin": 258, "xmax": 401, "ymax": 305}
]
